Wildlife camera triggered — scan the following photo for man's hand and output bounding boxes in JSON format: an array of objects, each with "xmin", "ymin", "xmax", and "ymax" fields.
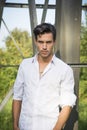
[
  {"xmin": 53, "ymin": 106, "xmax": 72, "ymax": 130},
  {"xmin": 53, "ymin": 127, "xmax": 61, "ymax": 130},
  {"xmin": 13, "ymin": 126, "xmax": 20, "ymax": 130},
  {"xmin": 53, "ymin": 125, "xmax": 62, "ymax": 130}
]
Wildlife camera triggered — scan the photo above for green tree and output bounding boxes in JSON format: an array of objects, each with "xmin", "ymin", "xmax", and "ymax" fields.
[
  {"xmin": 80, "ymin": 25, "xmax": 87, "ymax": 80},
  {"xmin": 5, "ymin": 28, "xmax": 33, "ymax": 64},
  {"xmin": 79, "ymin": 14, "xmax": 87, "ymax": 130},
  {"xmin": 0, "ymin": 28, "xmax": 33, "ymax": 102}
]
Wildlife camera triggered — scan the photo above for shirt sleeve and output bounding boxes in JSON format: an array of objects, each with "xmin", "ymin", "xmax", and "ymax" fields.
[
  {"xmin": 13, "ymin": 62, "xmax": 24, "ymax": 100},
  {"xmin": 59, "ymin": 66, "xmax": 77, "ymax": 108}
]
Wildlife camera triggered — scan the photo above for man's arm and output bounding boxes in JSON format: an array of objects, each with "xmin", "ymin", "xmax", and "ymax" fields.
[
  {"xmin": 12, "ymin": 100, "xmax": 22, "ymax": 130},
  {"xmin": 53, "ymin": 106, "xmax": 72, "ymax": 130}
]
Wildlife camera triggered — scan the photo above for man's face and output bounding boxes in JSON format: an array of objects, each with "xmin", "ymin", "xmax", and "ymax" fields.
[{"xmin": 35, "ymin": 33, "xmax": 55, "ymax": 59}]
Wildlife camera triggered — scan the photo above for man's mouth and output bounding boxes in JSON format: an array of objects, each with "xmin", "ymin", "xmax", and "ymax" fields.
[{"xmin": 41, "ymin": 51, "xmax": 48, "ymax": 54}]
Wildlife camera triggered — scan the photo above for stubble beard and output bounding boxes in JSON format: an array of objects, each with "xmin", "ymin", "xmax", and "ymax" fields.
[{"xmin": 38, "ymin": 50, "xmax": 53, "ymax": 60}]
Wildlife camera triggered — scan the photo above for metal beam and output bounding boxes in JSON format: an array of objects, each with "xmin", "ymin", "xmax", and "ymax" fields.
[
  {"xmin": 28, "ymin": 0, "xmax": 37, "ymax": 55},
  {"xmin": 55, "ymin": 0, "xmax": 82, "ymax": 130},
  {"xmin": 55, "ymin": 0, "xmax": 61, "ymax": 57},
  {"xmin": 1, "ymin": 63, "xmax": 87, "ymax": 68},
  {"xmin": 0, "ymin": 88, "xmax": 13, "ymax": 112},
  {"xmin": 1, "ymin": 2, "xmax": 86, "ymax": 10},
  {"xmin": 41, "ymin": 0, "xmax": 49, "ymax": 23},
  {"xmin": 2, "ymin": 2, "xmax": 56, "ymax": 9},
  {"xmin": 0, "ymin": 0, "xmax": 6, "ymax": 28}
]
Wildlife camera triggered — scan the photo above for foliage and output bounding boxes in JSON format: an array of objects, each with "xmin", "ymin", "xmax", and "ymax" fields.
[
  {"xmin": 0, "ymin": 67, "xmax": 17, "ymax": 103},
  {"xmin": 0, "ymin": 97, "xmax": 13, "ymax": 130},
  {"xmin": 0, "ymin": 28, "xmax": 33, "ymax": 103},
  {"xmin": 79, "ymin": 24, "xmax": 87, "ymax": 129},
  {"xmin": 80, "ymin": 26, "xmax": 87, "ymax": 80},
  {"xmin": 80, "ymin": 26, "xmax": 87, "ymax": 57},
  {"xmin": 78, "ymin": 80, "xmax": 87, "ymax": 130},
  {"xmin": 5, "ymin": 28, "xmax": 33, "ymax": 59}
]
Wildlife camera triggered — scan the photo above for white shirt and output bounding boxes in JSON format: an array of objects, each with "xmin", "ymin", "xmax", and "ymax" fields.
[{"xmin": 13, "ymin": 54, "xmax": 76, "ymax": 130}]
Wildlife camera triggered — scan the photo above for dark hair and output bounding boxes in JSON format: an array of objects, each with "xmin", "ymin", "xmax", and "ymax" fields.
[{"xmin": 33, "ymin": 23, "xmax": 56, "ymax": 41}]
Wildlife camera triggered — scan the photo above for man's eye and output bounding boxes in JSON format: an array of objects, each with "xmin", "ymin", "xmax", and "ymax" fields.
[
  {"xmin": 38, "ymin": 41, "xmax": 43, "ymax": 44},
  {"xmin": 46, "ymin": 41, "xmax": 52, "ymax": 44}
]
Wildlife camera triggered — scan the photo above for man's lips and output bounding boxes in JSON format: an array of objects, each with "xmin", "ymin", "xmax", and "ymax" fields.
[{"xmin": 41, "ymin": 51, "xmax": 48, "ymax": 54}]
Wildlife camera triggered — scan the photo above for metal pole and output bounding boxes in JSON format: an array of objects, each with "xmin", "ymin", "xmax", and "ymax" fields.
[
  {"xmin": 41, "ymin": 0, "xmax": 49, "ymax": 23},
  {"xmin": 55, "ymin": 0, "xmax": 82, "ymax": 130},
  {"xmin": 28, "ymin": 0, "xmax": 37, "ymax": 55},
  {"xmin": 0, "ymin": 0, "xmax": 6, "ymax": 28}
]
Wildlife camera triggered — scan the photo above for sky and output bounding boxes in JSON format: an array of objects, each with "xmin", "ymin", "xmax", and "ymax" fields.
[{"xmin": 0, "ymin": 0, "xmax": 87, "ymax": 48}]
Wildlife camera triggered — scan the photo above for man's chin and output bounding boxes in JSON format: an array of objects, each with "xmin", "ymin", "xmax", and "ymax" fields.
[
  {"xmin": 40, "ymin": 52, "xmax": 48, "ymax": 57},
  {"xmin": 41, "ymin": 54, "xmax": 50, "ymax": 58}
]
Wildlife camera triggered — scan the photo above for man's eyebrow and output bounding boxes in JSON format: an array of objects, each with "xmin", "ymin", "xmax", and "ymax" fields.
[
  {"xmin": 38, "ymin": 40, "xmax": 44, "ymax": 42},
  {"xmin": 46, "ymin": 40, "xmax": 52, "ymax": 43},
  {"xmin": 37, "ymin": 40, "xmax": 52, "ymax": 42}
]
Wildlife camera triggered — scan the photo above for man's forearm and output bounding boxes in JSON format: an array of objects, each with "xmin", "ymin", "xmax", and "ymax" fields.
[
  {"xmin": 12, "ymin": 100, "xmax": 22, "ymax": 129},
  {"xmin": 53, "ymin": 106, "xmax": 72, "ymax": 130}
]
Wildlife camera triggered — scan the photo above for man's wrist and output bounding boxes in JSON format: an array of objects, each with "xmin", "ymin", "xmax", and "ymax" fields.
[{"xmin": 53, "ymin": 125, "xmax": 63, "ymax": 130}]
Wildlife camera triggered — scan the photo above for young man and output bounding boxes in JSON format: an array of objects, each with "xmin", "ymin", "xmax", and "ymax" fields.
[{"xmin": 12, "ymin": 23, "xmax": 76, "ymax": 130}]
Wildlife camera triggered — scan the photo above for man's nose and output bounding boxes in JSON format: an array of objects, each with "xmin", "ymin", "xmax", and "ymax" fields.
[{"xmin": 42, "ymin": 43, "xmax": 47, "ymax": 49}]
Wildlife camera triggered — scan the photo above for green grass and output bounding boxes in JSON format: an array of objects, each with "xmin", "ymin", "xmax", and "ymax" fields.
[
  {"xmin": 78, "ymin": 80, "xmax": 87, "ymax": 130},
  {"xmin": 0, "ymin": 97, "xmax": 13, "ymax": 130}
]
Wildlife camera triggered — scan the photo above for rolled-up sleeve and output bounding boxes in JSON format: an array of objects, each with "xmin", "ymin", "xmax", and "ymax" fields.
[
  {"xmin": 60, "ymin": 67, "xmax": 77, "ymax": 108},
  {"xmin": 13, "ymin": 63, "xmax": 24, "ymax": 100}
]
